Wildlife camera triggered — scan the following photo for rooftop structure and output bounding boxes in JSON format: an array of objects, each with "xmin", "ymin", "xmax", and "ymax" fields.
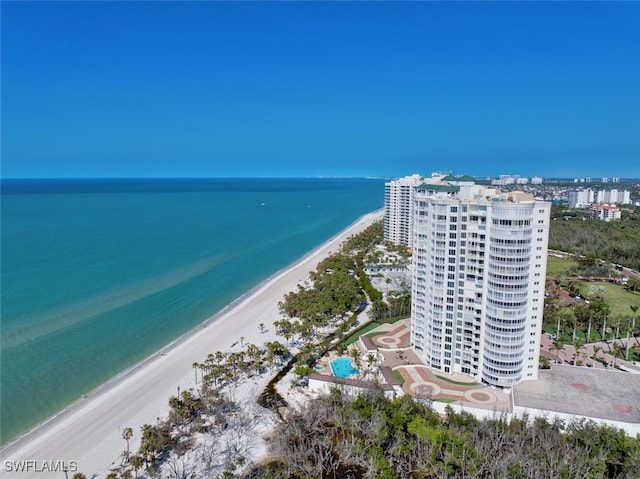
[{"xmin": 513, "ymin": 364, "xmax": 640, "ymax": 435}]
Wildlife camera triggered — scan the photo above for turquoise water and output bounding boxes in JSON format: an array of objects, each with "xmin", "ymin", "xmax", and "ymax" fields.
[
  {"xmin": 0, "ymin": 178, "xmax": 384, "ymax": 444},
  {"xmin": 330, "ymin": 357, "xmax": 360, "ymax": 378}
]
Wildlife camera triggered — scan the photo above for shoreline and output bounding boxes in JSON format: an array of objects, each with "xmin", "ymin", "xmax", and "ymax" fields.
[{"xmin": 1, "ymin": 209, "xmax": 383, "ymax": 478}]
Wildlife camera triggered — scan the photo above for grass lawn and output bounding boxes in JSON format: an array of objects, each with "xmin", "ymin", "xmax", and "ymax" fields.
[
  {"xmin": 435, "ymin": 375, "xmax": 477, "ymax": 386},
  {"xmin": 547, "ymin": 255, "xmax": 577, "ymax": 275},
  {"xmin": 434, "ymin": 398, "xmax": 457, "ymax": 403},
  {"xmin": 341, "ymin": 321, "xmax": 381, "ymax": 346},
  {"xmin": 393, "ymin": 369, "xmax": 406, "ymax": 385},
  {"xmin": 579, "ymin": 281, "xmax": 640, "ymax": 318},
  {"xmin": 543, "ymin": 323, "xmax": 603, "ymax": 343}
]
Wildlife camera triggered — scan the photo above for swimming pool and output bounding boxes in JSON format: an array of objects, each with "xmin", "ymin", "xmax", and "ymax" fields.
[{"xmin": 330, "ymin": 357, "xmax": 360, "ymax": 378}]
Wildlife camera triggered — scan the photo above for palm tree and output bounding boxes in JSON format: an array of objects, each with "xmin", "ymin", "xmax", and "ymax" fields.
[
  {"xmin": 259, "ymin": 322, "xmax": 265, "ymax": 334},
  {"xmin": 612, "ymin": 342, "xmax": 624, "ymax": 368},
  {"xmin": 564, "ymin": 310, "xmax": 578, "ymax": 342},
  {"xmin": 592, "ymin": 344, "xmax": 602, "ymax": 364},
  {"xmin": 350, "ymin": 347, "xmax": 361, "ymax": 367},
  {"xmin": 246, "ymin": 343, "xmax": 263, "ymax": 376},
  {"xmin": 121, "ymin": 427, "xmax": 133, "ymax": 464},
  {"xmin": 549, "ymin": 339, "xmax": 566, "ymax": 363},
  {"xmin": 366, "ymin": 352, "xmax": 377, "ymax": 373},
  {"xmin": 192, "ymin": 362, "xmax": 199, "ymax": 384},
  {"xmin": 283, "ymin": 329, "xmax": 293, "ymax": 346},
  {"xmin": 572, "ymin": 338, "xmax": 586, "ymax": 365},
  {"xmin": 129, "ymin": 455, "xmax": 143, "ymax": 479}
]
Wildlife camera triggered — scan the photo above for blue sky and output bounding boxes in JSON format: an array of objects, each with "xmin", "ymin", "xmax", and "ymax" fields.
[{"xmin": 2, "ymin": 1, "xmax": 639, "ymax": 179}]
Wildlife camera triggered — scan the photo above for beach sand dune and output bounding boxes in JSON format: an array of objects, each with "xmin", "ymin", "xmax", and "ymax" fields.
[{"xmin": 0, "ymin": 211, "xmax": 382, "ymax": 478}]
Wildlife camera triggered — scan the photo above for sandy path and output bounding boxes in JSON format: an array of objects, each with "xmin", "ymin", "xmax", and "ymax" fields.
[{"xmin": 0, "ymin": 210, "xmax": 383, "ymax": 478}]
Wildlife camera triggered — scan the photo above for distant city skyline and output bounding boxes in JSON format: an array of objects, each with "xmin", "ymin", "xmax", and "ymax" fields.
[{"xmin": 2, "ymin": 1, "xmax": 639, "ymax": 179}]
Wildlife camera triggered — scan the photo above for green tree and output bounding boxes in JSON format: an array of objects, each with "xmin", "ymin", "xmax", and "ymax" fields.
[
  {"xmin": 550, "ymin": 339, "xmax": 566, "ymax": 362},
  {"xmin": 350, "ymin": 347, "xmax": 361, "ymax": 367},
  {"xmin": 129, "ymin": 455, "xmax": 143, "ymax": 479},
  {"xmin": 121, "ymin": 427, "xmax": 133, "ymax": 464},
  {"xmin": 192, "ymin": 361, "xmax": 200, "ymax": 384},
  {"xmin": 572, "ymin": 338, "xmax": 586, "ymax": 365}
]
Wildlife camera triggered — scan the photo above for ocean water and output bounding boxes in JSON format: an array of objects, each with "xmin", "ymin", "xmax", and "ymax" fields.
[{"xmin": 0, "ymin": 177, "xmax": 385, "ymax": 444}]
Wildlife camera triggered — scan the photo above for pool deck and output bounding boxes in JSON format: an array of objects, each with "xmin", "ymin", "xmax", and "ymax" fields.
[{"xmin": 312, "ymin": 319, "xmax": 510, "ymax": 412}]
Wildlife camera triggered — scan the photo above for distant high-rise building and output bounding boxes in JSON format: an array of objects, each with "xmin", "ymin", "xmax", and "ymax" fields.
[
  {"xmin": 531, "ymin": 177, "xmax": 543, "ymax": 185},
  {"xmin": 602, "ymin": 177, "xmax": 609, "ymax": 183},
  {"xmin": 410, "ymin": 183, "xmax": 550, "ymax": 387},
  {"xmin": 567, "ymin": 189, "xmax": 594, "ymax": 208},
  {"xmin": 384, "ymin": 173, "xmax": 448, "ymax": 246},
  {"xmin": 384, "ymin": 174, "xmax": 424, "ymax": 247},
  {"xmin": 596, "ymin": 189, "xmax": 631, "ymax": 205}
]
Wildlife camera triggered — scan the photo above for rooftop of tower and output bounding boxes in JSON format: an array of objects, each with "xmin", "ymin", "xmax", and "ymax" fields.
[{"xmin": 416, "ymin": 181, "xmax": 538, "ymax": 203}]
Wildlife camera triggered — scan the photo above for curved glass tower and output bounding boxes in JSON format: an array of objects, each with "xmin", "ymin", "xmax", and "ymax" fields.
[{"xmin": 410, "ymin": 182, "xmax": 550, "ymax": 387}]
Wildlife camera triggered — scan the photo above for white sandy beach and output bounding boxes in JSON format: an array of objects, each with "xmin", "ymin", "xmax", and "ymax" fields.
[{"xmin": 0, "ymin": 210, "xmax": 383, "ymax": 478}]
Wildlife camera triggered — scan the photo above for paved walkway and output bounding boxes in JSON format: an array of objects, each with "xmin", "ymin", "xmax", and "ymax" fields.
[
  {"xmin": 396, "ymin": 365, "xmax": 511, "ymax": 411},
  {"xmin": 371, "ymin": 320, "xmax": 411, "ymax": 349},
  {"xmin": 364, "ymin": 320, "xmax": 511, "ymax": 412}
]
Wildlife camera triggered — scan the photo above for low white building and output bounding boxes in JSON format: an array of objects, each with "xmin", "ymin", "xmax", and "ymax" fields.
[{"xmin": 591, "ymin": 203, "xmax": 621, "ymax": 222}]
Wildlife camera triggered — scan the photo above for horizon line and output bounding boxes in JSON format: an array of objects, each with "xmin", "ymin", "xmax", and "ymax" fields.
[{"xmin": 3, "ymin": 175, "xmax": 640, "ymax": 182}]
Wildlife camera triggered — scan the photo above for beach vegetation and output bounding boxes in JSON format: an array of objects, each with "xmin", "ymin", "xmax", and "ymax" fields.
[{"xmin": 250, "ymin": 387, "xmax": 640, "ymax": 479}]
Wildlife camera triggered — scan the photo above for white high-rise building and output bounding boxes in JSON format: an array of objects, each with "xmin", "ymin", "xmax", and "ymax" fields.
[
  {"xmin": 596, "ymin": 189, "xmax": 631, "ymax": 205},
  {"xmin": 567, "ymin": 189, "xmax": 594, "ymax": 208},
  {"xmin": 410, "ymin": 183, "xmax": 550, "ymax": 387},
  {"xmin": 384, "ymin": 173, "xmax": 448, "ymax": 246}
]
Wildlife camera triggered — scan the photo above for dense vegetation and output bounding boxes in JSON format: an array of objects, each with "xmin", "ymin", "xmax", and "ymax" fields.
[
  {"xmin": 549, "ymin": 206, "xmax": 640, "ymax": 271},
  {"xmin": 252, "ymin": 387, "xmax": 640, "ymax": 479}
]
